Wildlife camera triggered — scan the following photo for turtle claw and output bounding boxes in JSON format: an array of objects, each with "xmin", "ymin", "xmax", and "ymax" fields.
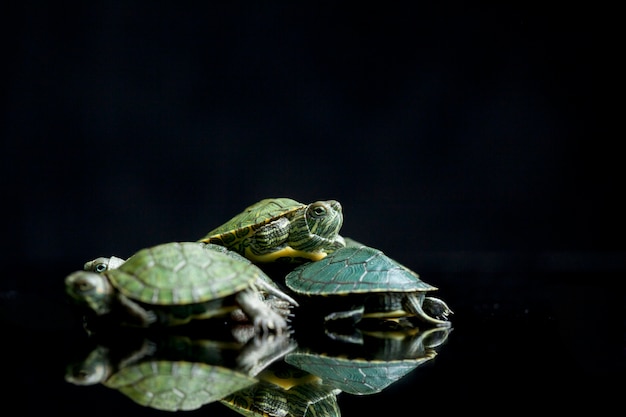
[
  {"xmin": 254, "ymin": 315, "xmax": 280, "ymax": 335},
  {"xmin": 238, "ymin": 287, "xmax": 290, "ymax": 335},
  {"xmin": 423, "ymin": 296, "xmax": 453, "ymax": 322},
  {"xmin": 263, "ymin": 297, "xmax": 294, "ymax": 321},
  {"xmin": 145, "ymin": 310, "xmax": 158, "ymax": 325}
]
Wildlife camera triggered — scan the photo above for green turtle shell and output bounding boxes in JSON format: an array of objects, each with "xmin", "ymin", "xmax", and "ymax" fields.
[
  {"xmin": 105, "ymin": 360, "xmax": 257, "ymax": 412},
  {"xmin": 285, "ymin": 244, "xmax": 437, "ymax": 296},
  {"xmin": 109, "ymin": 242, "xmax": 256, "ymax": 305},
  {"xmin": 202, "ymin": 198, "xmax": 305, "ymax": 242}
]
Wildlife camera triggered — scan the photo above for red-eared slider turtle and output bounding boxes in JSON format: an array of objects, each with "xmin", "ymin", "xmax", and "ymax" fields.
[
  {"xmin": 198, "ymin": 198, "xmax": 345, "ymax": 263},
  {"xmin": 284, "ymin": 242, "xmax": 452, "ymax": 327},
  {"xmin": 65, "ymin": 242, "xmax": 298, "ymax": 333},
  {"xmin": 82, "ymin": 244, "xmax": 296, "ymax": 321}
]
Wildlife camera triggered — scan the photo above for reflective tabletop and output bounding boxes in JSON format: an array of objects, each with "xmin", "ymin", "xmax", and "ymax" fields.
[{"xmin": 3, "ymin": 262, "xmax": 621, "ymax": 416}]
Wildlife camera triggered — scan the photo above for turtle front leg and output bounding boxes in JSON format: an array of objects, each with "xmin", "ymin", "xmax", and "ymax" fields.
[
  {"xmin": 235, "ymin": 286, "xmax": 289, "ymax": 335},
  {"xmin": 117, "ymin": 294, "xmax": 157, "ymax": 327},
  {"xmin": 249, "ymin": 217, "xmax": 291, "ymax": 255},
  {"xmin": 324, "ymin": 307, "xmax": 364, "ymax": 324},
  {"xmin": 255, "ymin": 277, "xmax": 299, "ymax": 307}
]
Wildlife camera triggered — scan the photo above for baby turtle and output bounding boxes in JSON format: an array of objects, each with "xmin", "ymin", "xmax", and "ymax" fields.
[
  {"xmin": 198, "ymin": 197, "xmax": 345, "ymax": 263},
  {"xmin": 82, "ymin": 244, "xmax": 295, "ymax": 321},
  {"xmin": 284, "ymin": 241, "xmax": 452, "ymax": 327},
  {"xmin": 65, "ymin": 241, "xmax": 298, "ymax": 333}
]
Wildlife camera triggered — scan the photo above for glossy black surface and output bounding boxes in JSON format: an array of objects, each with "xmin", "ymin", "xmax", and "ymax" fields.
[{"xmin": 3, "ymin": 259, "xmax": 622, "ymax": 416}]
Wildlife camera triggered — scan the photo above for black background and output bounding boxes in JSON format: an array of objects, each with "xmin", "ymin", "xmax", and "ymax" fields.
[{"xmin": 2, "ymin": 2, "xmax": 622, "ymax": 416}]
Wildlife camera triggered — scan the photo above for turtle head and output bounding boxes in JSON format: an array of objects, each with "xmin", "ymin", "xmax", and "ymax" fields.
[
  {"xmin": 65, "ymin": 271, "xmax": 114, "ymax": 316},
  {"xmin": 299, "ymin": 200, "xmax": 344, "ymax": 249},
  {"xmin": 84, "ymin": 256, "xmax": 126, "ymax": 272},
  {"xmin": 65, "ymin": 345, "xmax": 111, "ymax": 386}
]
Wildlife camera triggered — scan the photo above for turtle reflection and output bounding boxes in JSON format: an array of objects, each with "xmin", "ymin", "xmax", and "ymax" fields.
[
  {"xmin": 221, "ymin": 360, "xmax": 341, "ymax": 417},
  {"xmin": 65, "ymin": 325, "xmax": 450, "ymax": 414},
  {"xmin": 219, "ymin": 326, "xmax": 451, "ymax": 416},
  {"xmin": 65, "ymin": 330, "xmax": 296, "ymax": 412},
  {"xmin": 285, "ymin": 326, "xmax": 452, "ymax": 396}
]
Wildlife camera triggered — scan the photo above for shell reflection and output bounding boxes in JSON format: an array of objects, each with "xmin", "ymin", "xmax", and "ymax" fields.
[{"xmin": 66, "ymin": 324, "xmax": 450, "ymax": 414}]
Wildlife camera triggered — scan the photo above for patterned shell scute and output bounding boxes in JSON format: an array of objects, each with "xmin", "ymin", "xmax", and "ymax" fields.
[
  {"xmin": 285, "ymin": 352, "xmax": 426, "ymax": 395},
  {"xmin": 106, "ymin": 361, "xmax": 257, "ymax": 412},
  {"xmin": 205, "ymin": 198, "xmax": 304, "ymax": 237},
  {"xmin": 109, "ymin": 242, "xmax": 255, "ymax": 305},
  {"xmin": 286, "ymin": 245, "xmax": 437, "ymax": 295}
]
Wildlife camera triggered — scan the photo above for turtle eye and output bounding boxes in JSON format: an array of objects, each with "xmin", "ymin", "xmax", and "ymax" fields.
[
  {"xmin": 94, "ymin": 263, "xmax": 107, "ymax": 273},
  {"xmin": 310, "ymin": 204, "xmax": 327, "ymax": 218}
]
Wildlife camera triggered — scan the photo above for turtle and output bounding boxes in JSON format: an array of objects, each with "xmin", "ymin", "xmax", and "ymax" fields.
[
  {"xmin": 284, "ymin": 241, "xmax": 453, "ymax": 328},
  {"xmin": 65, "ymin": 241, "xmax": 298, "ymax": 333},
  {"xmin": 82, "ymin": 244, "xmax": 295, "ymax": 321},
  {"xmin": 65, "ymin": 332, "xmax": 297, "ymax": 412},
  {"xmin": 284, "ymin": 326, "xmax": 451, "ymax": 396},
  {"xmin": 198, "ymin": 197, "xmax": 345, "ymax": 264}
]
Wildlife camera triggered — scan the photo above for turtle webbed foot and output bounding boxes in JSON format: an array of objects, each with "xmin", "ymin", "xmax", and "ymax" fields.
[
  {"xmin": 237, "ymin": 287, "xmax": 290, "ymax": 335},
  {"xmin": 423, "ymin": 297, "xmax": 453, "ymax": 322},
  {"xmin": 264, "ymin": 297, "xmax": 295, "ymax": 321},
  {"xmin": 253, "ymin": 310, "xmax": 289, "ymax": 335}
]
